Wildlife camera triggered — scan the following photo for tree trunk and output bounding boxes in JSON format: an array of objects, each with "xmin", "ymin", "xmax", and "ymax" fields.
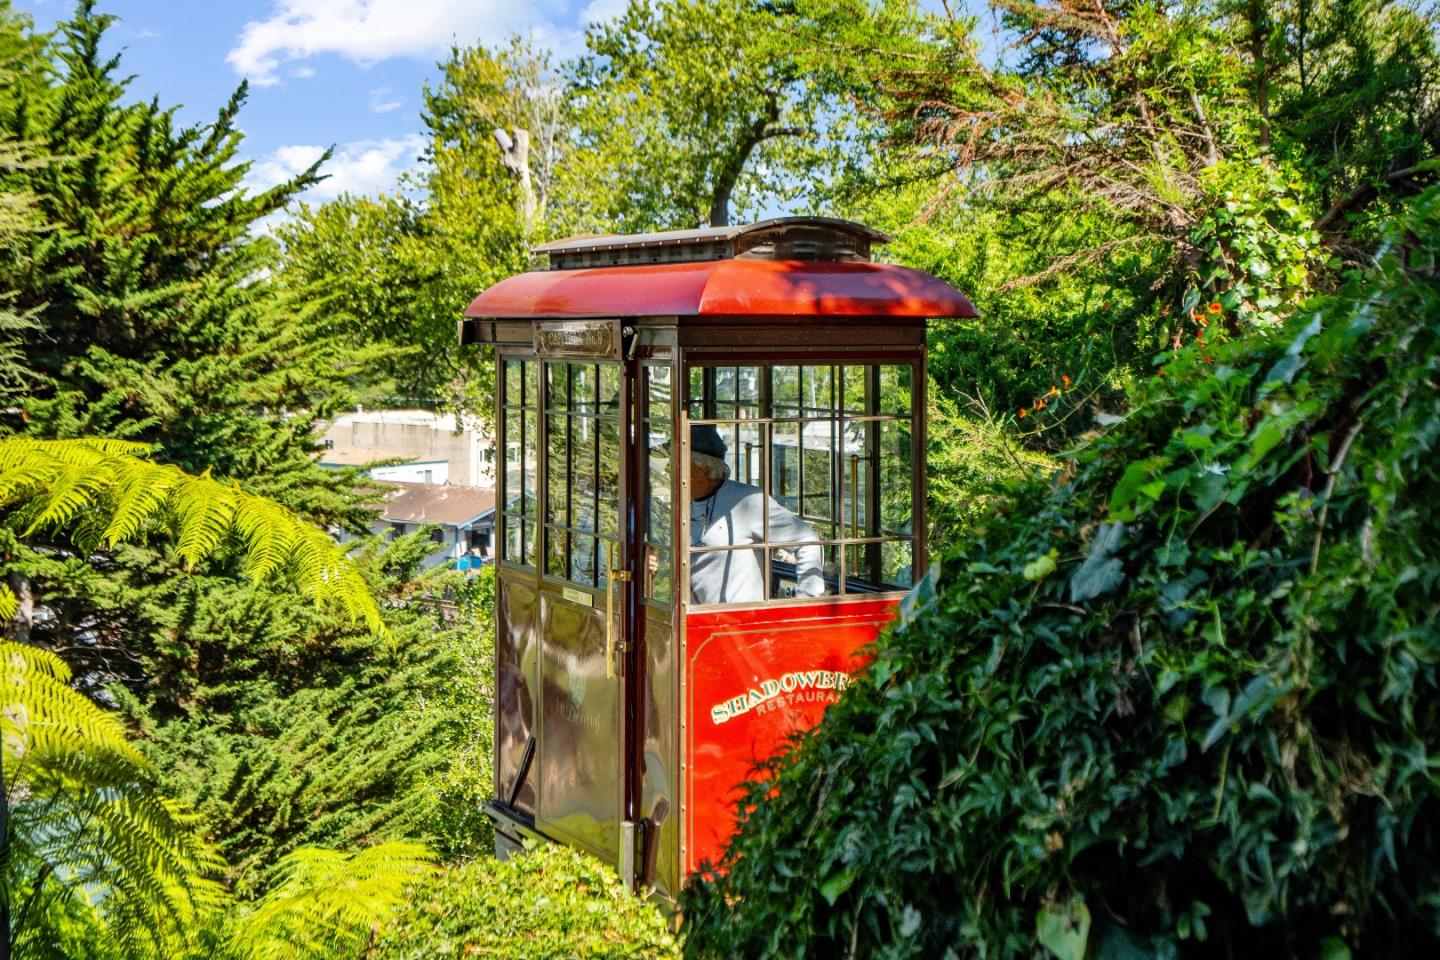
[
  {"xmin": 1248, "ymin": 0, "xmax": 1272, "ymax": 149},
  {"xmin": 493, "ymin": 127, "xmax": 537, "ymax": 234},
  {"xmin": 708, "ymin": 94, "xmax": 784, "ymax": 228},
  {"xmin": 4, "ymin": 572, "xmax": 32, "ymax": 644}
]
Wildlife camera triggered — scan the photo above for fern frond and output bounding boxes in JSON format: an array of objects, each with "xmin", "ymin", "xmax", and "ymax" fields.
[
  {"xmin": 225, "ymin": 842, "xmax": 436, "ymax": 960},
  {"xmin": 1, "ymin": 641, "xmax": 142, "ymax": 768},
  {"xmin": 0, "ymin": 437, "xmax": 385, "ymax": 636},
  {"xmin": 4, "ymin": 640, "xmax": 225, "ymax": 960}
]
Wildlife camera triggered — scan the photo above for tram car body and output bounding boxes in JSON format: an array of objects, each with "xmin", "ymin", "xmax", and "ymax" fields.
[{"xmin": 460, "ymin": 217, "xmax": 976, "ymax": 906}]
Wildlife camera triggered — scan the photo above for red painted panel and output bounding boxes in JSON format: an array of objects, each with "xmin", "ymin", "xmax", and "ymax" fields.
[
  {"xmin": 683, "ymin": 597, "xmax": 898, "ymax": 876},
  {"xmin": 463, "ymin": 259, "xmax": 978, "ymax": 321}
]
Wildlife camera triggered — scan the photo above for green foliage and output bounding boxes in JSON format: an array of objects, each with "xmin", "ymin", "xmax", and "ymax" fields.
[
  {"xmin": 804, "ymin": 0, "xmax": 1439, "ymax": 443},
  {"xmin": 924, "ymin": 385, "xmax": 1054, "ymax": 551},
  {"xmin": 276, "ymin": 41, "xmax": 547, "ymax": 415},
  {"xmin": 682, "ymin": 186, "xmax": 1440, "ymax": 956},
  {"xmin": 570, "ymin": 0, "xmax": 835, "ymax": 229},
  {"xmin": 0, "ymin": 437, "xmax": 384, "ymax": 634},
  {"xmin": 0, "ymin": 0, "xmax": 375, "ymax": 524},
  {"xmin": 2, "ymin": 640, "xmax": 225, "ymax": 960},
  {"xmin": 374, "ymin": 844, "xmax": 680, "ymax": 960},
  {"xmin": 1186, "ymin": 159, "xmax": 1324, "ymax": 331},
  {"xmin": 0, "ymin": 442, "xmax": 471, "ymax": 959},
  {"xmin": 92, "ymin": 533, "xmax": 494, "ymax": 876},
  {"xmin": 222, "ymin": 843, "xmax": 435, "ymax": 960}
]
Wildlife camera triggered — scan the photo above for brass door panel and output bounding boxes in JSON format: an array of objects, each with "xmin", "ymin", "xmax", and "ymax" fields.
[
  {"xmin": 496, "ymin": 575, "xmax": 539, "ymax": 817},
  {"xmin": 537, "ymin": 588, "xmax": 621, "ymax": 861}
]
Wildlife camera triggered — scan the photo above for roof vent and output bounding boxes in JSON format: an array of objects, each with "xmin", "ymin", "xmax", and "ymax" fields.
[{"xmin": 534, "ymin": 217, "xmax": 891, "ymax": 270}]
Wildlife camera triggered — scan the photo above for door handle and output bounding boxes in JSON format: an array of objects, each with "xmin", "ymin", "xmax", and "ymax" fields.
[{"xmin": 606, "ymin": 567, "xmax": 632, "ymax": 679}]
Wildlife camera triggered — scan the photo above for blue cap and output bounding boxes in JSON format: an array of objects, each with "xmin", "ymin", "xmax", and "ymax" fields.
[{"xmin": 691, "ymin": 424, "xmax": 727, "ymax": 459}]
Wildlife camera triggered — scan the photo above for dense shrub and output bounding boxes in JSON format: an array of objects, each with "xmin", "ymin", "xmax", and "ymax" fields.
[
  {"xmin": 375, "ymin": 844, "xmax": 680, "ymax": 959},
  {"xmin": 682, "ymin": 189, "xmax": 1440, "ymax": 958}
]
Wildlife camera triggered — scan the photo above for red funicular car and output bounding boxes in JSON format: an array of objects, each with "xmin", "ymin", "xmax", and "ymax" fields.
[{"xmin": 460, "ymin": 217, "xmax": 975, "ymax": 907}]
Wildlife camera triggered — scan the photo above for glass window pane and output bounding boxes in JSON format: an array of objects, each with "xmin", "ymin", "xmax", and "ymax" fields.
[
  {"xmin": 800, "ymin": 419, "xmax": 837, "ymax": 531},
  {"xmin": 879, "ymin": 364, "xmax": 913, "ymax": 417},
  {"xmin": 571, "ymin": 534, "xmax": 597, "ymax": 586},
  {"xmin": 546, "ymin": 362, "xmax": 567, "ymax": 411},
  {"xmin": 881, "ymin": 539, "xmax": 915, "ymax": 589},
  {"xmin": 715, "ymin": 366, "xmax": 737, "ymax": 404},
  {"xmin": 720, "ymin": 419, "xmax": 763, "ymax": 488},
  {"xmin": 841, "ymin": 420, "xmax": 870, "ymax": 537},
  {"xmin": 647, "ymin": 422, "xmax": 672, "ymax": 546},
  {"xmin": 598, "ymin": 417, "xmax": 621, "ymax": 537},
  {"xmin": 771, "ymin": 366, "xmax": 799, "ymax": 415},
  {"xmin": 598, "ymin": 538, "xmax": 617, "ymax": 588},
  {"xmin": 770, "ymin": 420, "xmax": 800, "ymax": 514},
  {"xmin": 521, "ymin": 410, "xmax": 537, "ymax": 515},
  {"xmin": 843, "ymin": 365, "xmax": 867, "ymax": 415},
  {"xmin": 524, "ymin": 359, "xmax": 539, "ymax": 409},
  {"xmin": 522, "ymin": 519, "xmax": 537, "ymax": 569},
  {"xmin": 599, "ymin": 363, "xmax": 620, "ymax": 411},
  {"xmin": 736, "ymin": 366, "xmax": 761, "ymax": 406},
  {"xmin": 504, "ymin": 409, "xmax": 522, "ymax": 512},
  {"xmin": 573, "ymin": 364, "xmax": 596, "ymax": 415},
  {"xmin": 505, "ymin": 359, "xmax": 522, "ymax": 405},
  {"xmin": 687, "ymin": 366, "xmax": 704, "ymax": 419},
  {"xmin": 546, "ymin": 527, "xmax": 565, "ymax": 578},
  {"xmin": 802, "ymin": 365, "xmax": 835, "ymax": 415},
  {"xmin": 646, "ymin": 545, "xmax": 672, "ymax": 601},
  {"xmin": 768, "ymin": 544, "xmax": 837, "ymax": 600},
  {"xmin": 546, "ymin": 414, "xmax": 568, "ymax": 526},
  {"xmin": 571, "ymin": 416, "xmax": 596, "ymax": 532},
  {"xmin": 647, "ymin": 365, "xmax": 672, "ymax": 423},
  {"xmin": 880, "ymin": 418, "xmax": 913, "ymax": 536},
  {"xmin": 505, "ymin": 516, "xmax": 523, "ymax": 564}
]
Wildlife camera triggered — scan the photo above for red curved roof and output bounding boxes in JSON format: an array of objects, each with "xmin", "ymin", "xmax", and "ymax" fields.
[{"xmin": 462, "ymin": 258, "xmax": 977, "ymax": 320}]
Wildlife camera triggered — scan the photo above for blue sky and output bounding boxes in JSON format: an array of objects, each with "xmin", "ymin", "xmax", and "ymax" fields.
[{"xmin": 14, "ymin": 0, "xmax": 630, "ymax": 203}]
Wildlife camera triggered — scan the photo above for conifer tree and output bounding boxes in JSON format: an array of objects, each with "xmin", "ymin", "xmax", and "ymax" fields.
[
  {"xmin": 0, "ymin": 0, "xmax": 375, "ymax": 523},
  {"xmin": 0, "ymin": 2, "xmax": 491, "ymax": 880}
]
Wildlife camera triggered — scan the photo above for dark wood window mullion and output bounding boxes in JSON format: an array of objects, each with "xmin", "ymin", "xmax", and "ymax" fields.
[{"xmin": 867, "ymin": 365, "xmax": 882, "ymax": 585}]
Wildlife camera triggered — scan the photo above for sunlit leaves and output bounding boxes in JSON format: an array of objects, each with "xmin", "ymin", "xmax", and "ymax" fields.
[{"xmin": 0, "ymin": 437, "xmax": 385, "ymax": 635}]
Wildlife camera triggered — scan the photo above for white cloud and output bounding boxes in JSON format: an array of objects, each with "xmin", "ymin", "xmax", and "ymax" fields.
[
  {"xmin": 245, "ymin": 134, "xmax": 428, "ymax": 202},
  {"xmin": 228, "ymin": 0, "xmax": 552, "ymax": 85},
  {"xmin": 291, "ymin": 65, "xmax": 316, "ymax": 78},
  {"xmin": 581, "ymin": 0, "xmax": 629, "ymax": 23},
  {"xmin": 369, "ymin": 86, "xmax": 403, "ymax": 114}
]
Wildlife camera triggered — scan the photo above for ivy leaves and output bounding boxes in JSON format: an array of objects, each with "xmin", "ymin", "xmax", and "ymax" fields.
[{"xmin": 683, "ymin": 186, "xmax": 1440, "ymax": 959}]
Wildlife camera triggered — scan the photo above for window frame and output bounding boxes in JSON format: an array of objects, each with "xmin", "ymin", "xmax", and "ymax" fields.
[{"xmin": 681, "ymin": 357, "xmax": 923, "ymax": 608}]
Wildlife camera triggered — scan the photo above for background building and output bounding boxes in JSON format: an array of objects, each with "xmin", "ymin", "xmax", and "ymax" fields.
[
  {"xmin": 320, "ymin": 408, "xmax": 495, "ymax": 487},
  {"xmin": 320, "ymin": 409, "xmax": 497, "ymax": 571}
]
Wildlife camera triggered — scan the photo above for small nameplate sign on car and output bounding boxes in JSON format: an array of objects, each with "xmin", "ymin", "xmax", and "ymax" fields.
[
  {"xmin": 534, "ymin": 320, "xmax": 621, "ymax": 360},
  {"xmin": 561, "ymin": 586, "xmax": 594, "ymax": 606}
]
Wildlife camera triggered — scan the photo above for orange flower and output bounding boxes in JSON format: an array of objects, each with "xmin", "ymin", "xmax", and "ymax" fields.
[
  {"xmin": 1019, "ymin": 407, "xmax": 1029, "ymax": 419},
  {"xmin": 1036, "ymin": 398, "xmax": 1048, "ymax": 410},
  {"xmin": 1061, "ymin": 374, "xmax": 1071, "ymax": 388},
  {"xmin": 1048, "ymin": 385, "xmax": 1059, "ymax": 397},
  {"xmin": 1207, "ymin": 301, "xmax": 1223, "ymax": 314}
]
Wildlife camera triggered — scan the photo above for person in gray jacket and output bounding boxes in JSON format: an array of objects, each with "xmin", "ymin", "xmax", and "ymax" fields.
[{"xmin": 686, "ymin": 424, "xmax": 826, "ymax": 604}]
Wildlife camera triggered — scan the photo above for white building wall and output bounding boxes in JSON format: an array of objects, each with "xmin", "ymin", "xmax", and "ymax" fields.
[
  {"xmin": 322, "ymin": 409, "xmax": 495, "ymax": 487},
  {"xmin": 369, "ymin": 461, "xmax": 449, "ymax": 485}
]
